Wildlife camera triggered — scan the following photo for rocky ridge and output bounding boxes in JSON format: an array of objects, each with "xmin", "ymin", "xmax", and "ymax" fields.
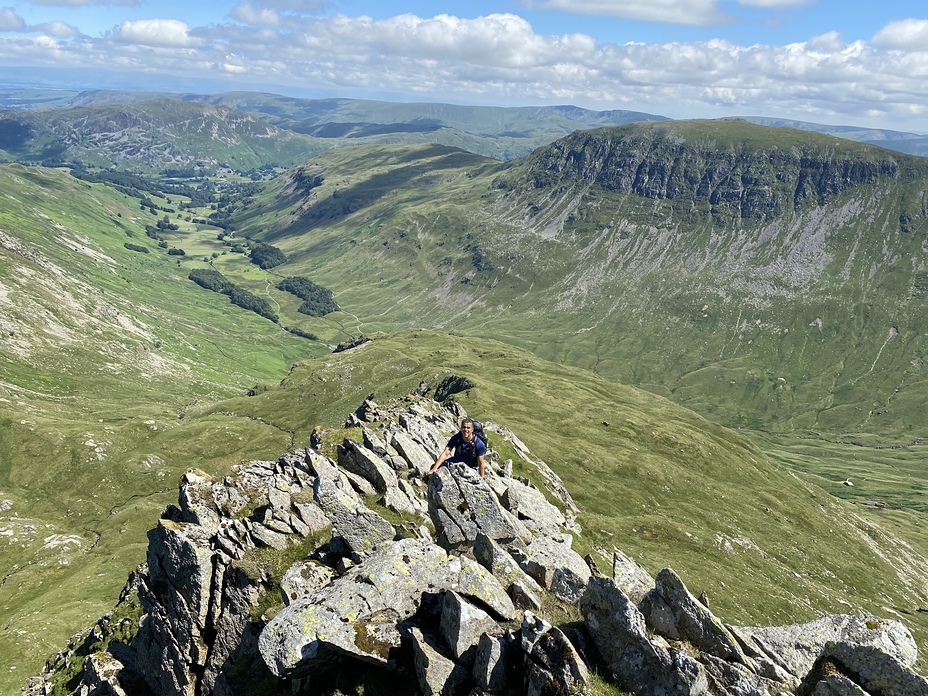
[{"xmin": 26, "ymin": 394, "xmax": 928, "ymax": 696}]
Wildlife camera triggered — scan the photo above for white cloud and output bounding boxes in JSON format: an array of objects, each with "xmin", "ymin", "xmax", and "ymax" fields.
[
  {"xmin": 231, "ymin": 4, "xmax": 282, "ymax": 26},
  {"xmin": 114, "ymin": 19, "xmax": 202, "ymax": 47},
  {"xmin": 2, "ymin": 10, "xmax": 928, "ymax": 131},
  {"xmin": 35, "ymin": 20, "xmax": 79, "ymax": 37},
  {"xmin": 534, "ymin": 0, "xmax": 725, "ymax": 26},
  {"xmin": 872, "ymin": 19, "xmax": 928, "ymax": 51},
  {"xmin": 0, "ymin": 7, "xmax": 27, "ymax": 31}
]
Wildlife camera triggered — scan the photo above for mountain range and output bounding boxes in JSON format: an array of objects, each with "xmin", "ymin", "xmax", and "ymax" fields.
[{"xmin": 2, "ymin": 91, "xmax": 928, "ymax": 694}]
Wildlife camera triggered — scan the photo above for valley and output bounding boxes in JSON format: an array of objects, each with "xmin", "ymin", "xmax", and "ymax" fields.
[{"xmin": 2, "ymin": 95, "xmax": 928, "ymax": 694}]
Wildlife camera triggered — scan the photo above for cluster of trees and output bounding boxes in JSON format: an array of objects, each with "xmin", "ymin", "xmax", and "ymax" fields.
[
  {"xmin": 250, "ymin": 242, "xmax": 287, "ymax": 270},
  {"xmin": 188, "ymin": 269, "xmax": 278, "ymax": 323},
  {"xmin": 123, "ymin": 242, "xmax": 149, "ymax": 253},
  {"xmin": 276, "ymin": 276, "xmax": 339, "ymax": 316}
]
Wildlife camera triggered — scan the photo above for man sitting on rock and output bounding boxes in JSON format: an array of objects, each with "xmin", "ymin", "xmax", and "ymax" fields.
[{"xmin": 426, "ymin": 418, "xmax": 486, "ymax": 478}]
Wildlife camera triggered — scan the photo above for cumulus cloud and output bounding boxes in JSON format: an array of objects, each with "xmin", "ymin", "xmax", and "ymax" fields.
[
  {"xmin": 0, "ymin": 7, "xmax": 27, "ymax": 31},
  {"xmin": 534, "ymin": 0, "xmax": 725, "ymax": 26},
  {"xmin": 0, "ymin": 7, "xmax": 79, "ymax": 36},
  {"xmin": 114, "ymin": 19, "xmax": 202, "ymax": 47},
  {"xmin": 872, "ymin": 19, "xmax": 928, "ymax": 51},
  {"xmin": 35, "ymin": 20, "xmax": 79, "ymax": 37},
  {"xmin": 2, "ymin": 10, "xmax": 928, "ymax": 131}
]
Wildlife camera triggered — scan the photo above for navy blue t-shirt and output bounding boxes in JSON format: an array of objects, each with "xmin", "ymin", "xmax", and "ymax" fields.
[{"xmin": 446, "ymin": 432, "xmax": 487, "ymax": 468}]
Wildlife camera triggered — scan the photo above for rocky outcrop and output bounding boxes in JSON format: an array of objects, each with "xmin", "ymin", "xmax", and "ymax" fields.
[
  {"xmin": 27, "ymin": 394, "xmax": 928, "ymax": 696},
  {"xmin": 526, "ymin": 122, "xmax": 915, "ymax": 225}
]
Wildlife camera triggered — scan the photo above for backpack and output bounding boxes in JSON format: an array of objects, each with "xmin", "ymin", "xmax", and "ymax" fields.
[{"xmin": 472, "ymin": 420, "xmax": 489, "ymax": 448}]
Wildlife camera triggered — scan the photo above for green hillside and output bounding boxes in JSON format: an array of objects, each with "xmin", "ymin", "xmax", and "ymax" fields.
[
  {"xmin": 0, "ymin": 99, "xmax": 327, "ymax": 173},
  {"xmin": 230, "ymin": 122, "xmax": 928, "ymax": 440},
  {"xmin": 5, "ymin": 118, "xmax": 928, "ymax": 693}
]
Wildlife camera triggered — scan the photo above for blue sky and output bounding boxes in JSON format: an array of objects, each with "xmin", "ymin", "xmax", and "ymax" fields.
[{"xmin": 2, "ymin": 0, "xmax": 928, "ymax": 131}]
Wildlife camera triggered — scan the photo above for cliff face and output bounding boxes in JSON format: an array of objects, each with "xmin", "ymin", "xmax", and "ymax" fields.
[
  {"xmin": 27, "ymin": 393, "xmax": 928, "ymax": 696},
  {"xmin": 523, "ymin": 121, "xmax": 915, "ymax": 225}
]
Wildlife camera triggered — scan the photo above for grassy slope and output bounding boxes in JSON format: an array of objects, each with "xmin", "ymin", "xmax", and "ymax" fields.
[
  {"xmin": 0, "ymin": 100, "xmax": 328, "ymax": 172},
  {"xmin": 0, "ymin": 164, "xmax": 331, "ymax": 693},
  {"xmin": 232, "ymin": 127, "xmax": 928, "ymax": 438}
]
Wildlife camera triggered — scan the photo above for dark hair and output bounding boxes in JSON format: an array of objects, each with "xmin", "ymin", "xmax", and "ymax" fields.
[{"xmin": 461, "ymin": 418, "xmax": 474, "ymax": 428}]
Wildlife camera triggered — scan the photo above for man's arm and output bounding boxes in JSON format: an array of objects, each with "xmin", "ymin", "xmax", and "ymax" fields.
[
  {"xmin": 426, "ymin": 446, "xmax": 452, "ymax": 476},
  {"xmin": 477, "ymin": 453, "xmax": 486, "ymax": 478}
]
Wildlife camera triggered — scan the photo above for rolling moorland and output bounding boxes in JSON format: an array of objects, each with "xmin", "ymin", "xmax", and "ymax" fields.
[{"xmin": 2, "ymin": 99, "xmax": 928, "ymax": 693}]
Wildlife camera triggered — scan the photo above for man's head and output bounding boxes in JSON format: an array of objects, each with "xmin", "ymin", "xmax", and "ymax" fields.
[{"xmin": 460, "ymin": 418, "xmax": 474, "ymax": 442}]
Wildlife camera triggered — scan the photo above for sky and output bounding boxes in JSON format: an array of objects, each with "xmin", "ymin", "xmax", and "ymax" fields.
[{"xmin": 1, "ymin": 0, "xmax": 927, "ymax": 132}]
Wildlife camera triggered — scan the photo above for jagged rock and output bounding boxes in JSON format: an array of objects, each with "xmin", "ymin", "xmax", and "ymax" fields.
[
  {"xmin": 292, "ymin": 499, "xmax": 330, "ymax": 534},
  {"xmin": 521, "ymin": 611, "xmax": 553, "ymax": 653},
  {"xmin": 258, "ymin": 538, "xmax": 514, "ymax": 677},
  {"xmin": 500, "ymin": 478, "xmax": 566, "ymax": 535},
  {"xmin": 581, "ymin": 576, "xmax": 709, "ymax": 695},
  {"xmin": 400, "ymin": 410, "xmax": 451, "ymax": 452},
  {"xmin": 732, "ymin": 614, "xmax": 918, "ymax": 679},
  {"xmin": 473, "ymin": 632, "xmax": 510, "ymax": 693},
  {"xmin": 516, "ymin": 534, "xmax": 591, "ymax": 603},
  {"xmin": 440, "ymin": 590, "xmax": 499, "ymax": 663},
  {"xmin": 81, "ymin": 653, "xmax": 128, "ymax": 696},
  {"xmin": 390, "ymin": 429, "xmax": 435, "ymax": 475},
  {"xmin": 177, "ymin": 469, "xmax": 222, "ymax": 534},
  {"xmin": 510, "ymin": 579, "xmax": 543, "ymax": 611},
  {"xmin": 427, "ymin": 465, "xmax": 527, "ymax": 548},
  {"xmin": 642, "ymin": 567, "xmax": 747, "ymax": 664},
  {"xmin": 338, "ymin": 439, "xmax": 398, "ymax": 493},
  {"xmin": 267, "ymin": 480, "xmax": 291, "ymax": 513},
  {"xmin": 202, "ymin": 562, "xmax": 268, "ymax": 694},
  {"xmin": 487, "ymin": 423, "xmax": 578, "ymax": 514},
  {"xmin": 473, "ymin": 533, "xmax": 545, "ymax": 609},
  {"xmin": 135, "ymin": 517, "xmax": 216, "ymax": 694},
  {"xmin": 340, "ymin": 466, "xmax": 379, "ymax": 496},
  {"xmin": 813, "ymin": 675, "xmax": 870, "ymax": 695},
  {"xmin": 699, "ymin": 653, "xmax": 785, "ymax": 696},
  {"xmin": 525, "ymin": 625, "xmax": 590, "ymax": 696},
  {"xmin": 250, "ymin": 522, "xmax": 291, "ymax": 550},
  {"xmin": 808, "ymin": 641, "xmax": 928, "ymax": 696},
  {"xmin": 307, "ymin": 449, "xmax": 395, "ymax": 561},
  {"xmin": 362, "ymin": 426, "xmax": 389, "ymax": 456},
  {"xmin": 409, "ymin": 626, "xmax": 471, "ymax": 696},
  {"xmin": 610, "ymin": 547, "xmax": 654, "ymax": 603},
  {"xmin": 280, "ymin": 560, "xmax": 336, "ymax": 605}
]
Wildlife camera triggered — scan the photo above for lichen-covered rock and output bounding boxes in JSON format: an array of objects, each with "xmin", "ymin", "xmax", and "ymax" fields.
[
  {"xmin": 500, "ymin": 478, "xmax": 566, "ymax": 535},
  {"xmin": 516, "ymin": 533, "xmax": 591, "ymax": 603},
  {"xmin": 473, "ymin": 533, "xmax": 545, "ymax": 601},
  {"xmin": 525, "ymin": 625, "xmax": 590, "ymax": 696},
  {"xmin": 307, "ymin": 449, "xmax": 395, "ymax": 561},
  {"xmin": 813, "ymin": 641, "xmax": 928, "ymax": 696},
  {"xmin": 408, "ymin": 626, "xmax": 471, "ymax": 696},
  {"xmin": 177, "ymin": 468, "xmax": 222, "ymax": 534},
  {"xmin": 135, "ymin": 517, "xmax": 216, "ymax": 694},
  {"xmin": 642, "ymin": 567, "xmax": 747, "ymax": 663},
  {"xmin": 473, "ymin": 632, "xmax": 510, "ymax": 693},
  {"xmin": 390, "ymin": 430, "xmax": 436, "ymax": 475},
  {"xmin": 581, "ymin": 576, "xmax": 709, "ymax": 695},
  {"xmin": 258, "ymin": 538, "xmax": 513, "ymax": 677},
  {"xmin": 610, "ymin": 547, "xmax": 654, "ymax": 604},
  {"xmin": 280, "ymin": 561, "xmax": 335, "ymax": 606},
  {"xmin": 733, "ymin": 614, "xmax": 918, "ymax": 679},
  {"xmin": 428, "ymin": 465, "xmax": 528, "ymax": 547},
  {"xmin": 440, "ymin": 591, "xmax": 499, "ymax": 663},
  {"xmin": 81, "ymin": 653, "xmax": 128, "ymax": 696},
  {"xmin": 338, "ymin": 439, "xmax": 398, "ymax": 493}
]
